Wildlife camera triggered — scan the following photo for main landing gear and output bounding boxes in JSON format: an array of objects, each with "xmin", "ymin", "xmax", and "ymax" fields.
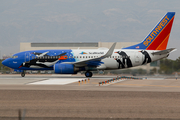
[
  {"xmin": 21, "ymin": 71, "xmax": 25, "ymax": 77},
  {"xmin": 85, "ymin": 71, "xmax": 93, "ymax": 77}
]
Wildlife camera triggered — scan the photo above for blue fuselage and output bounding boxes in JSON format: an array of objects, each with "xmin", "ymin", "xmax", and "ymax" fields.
[{"xmin": 2, "ymin": 49, "xmax": 75, "ymax": 70}]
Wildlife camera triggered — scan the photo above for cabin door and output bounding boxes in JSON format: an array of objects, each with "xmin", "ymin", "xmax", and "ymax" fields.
[{"xmin": 25, "ymin": 52, "xmax": 30, "ymax": 63}]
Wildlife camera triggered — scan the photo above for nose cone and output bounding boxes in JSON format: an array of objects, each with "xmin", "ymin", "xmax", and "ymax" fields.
[
  {"xmin": 2, "ymin": 59, "xmax": 7, "ymax": 66},
  {"xmin": 2, "ymin": 59, "xmax": 11, "ymax": 67},
  {"xmin": 2, "ymin": 58, "xmax": 22, "ymax": 69}
]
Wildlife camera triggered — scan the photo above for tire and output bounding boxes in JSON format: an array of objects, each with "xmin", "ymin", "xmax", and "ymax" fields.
[
  {"xmin": 21, "ymin": 73, "xmax": 25, "ymax": 77},
  {"xmin": 85, "ymin": 71, "xmax": 93, "ymax": 77}
]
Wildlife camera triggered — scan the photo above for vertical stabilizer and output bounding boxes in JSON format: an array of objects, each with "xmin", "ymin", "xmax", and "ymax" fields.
[{"xmin": 123, "ymin": 12, "xmax": 175, "ymax": 50}]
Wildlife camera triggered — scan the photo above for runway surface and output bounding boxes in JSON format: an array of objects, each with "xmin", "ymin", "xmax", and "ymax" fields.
[
  {"xmin": 0, "ymin": 74, "xmax": 180, "ymax": 92},
  {"xmin": 0, "ymin": 74, "xmax": 180, "ymax": 120}
]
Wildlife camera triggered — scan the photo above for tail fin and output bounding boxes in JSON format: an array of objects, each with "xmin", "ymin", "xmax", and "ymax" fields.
[{"xmin": 123, "ymin": 12, "xmax": 175, "ymax": 50}]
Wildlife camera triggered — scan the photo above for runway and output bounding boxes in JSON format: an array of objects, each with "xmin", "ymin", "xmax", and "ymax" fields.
[
  {"xmin": 0, "ymin": 74, "xmax": 180, "ymax": 92},
  {"xmin": 0, "ymin": 74, "xmax": 180, "ymax": 120}
]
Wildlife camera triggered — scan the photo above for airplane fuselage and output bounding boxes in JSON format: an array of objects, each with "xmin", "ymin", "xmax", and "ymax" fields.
[{"xmin": 3, "ymin": 49, "xmax": 168, "ymax": 71}]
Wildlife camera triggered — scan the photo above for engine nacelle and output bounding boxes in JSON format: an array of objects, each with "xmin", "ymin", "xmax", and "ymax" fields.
[{"xmin": 54, "ymin": 63, "xmax": 77, "ymax": 74}]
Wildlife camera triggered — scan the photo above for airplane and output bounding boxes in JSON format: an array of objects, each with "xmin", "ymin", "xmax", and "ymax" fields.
[{"xmin": 2, "ymin": 12, "xmax": 176, "ymax": 77}]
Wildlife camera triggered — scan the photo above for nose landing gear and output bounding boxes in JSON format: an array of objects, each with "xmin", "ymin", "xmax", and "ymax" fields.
[
  {"xmin": 85, "ymin": 71, "xmax": 93, "ymax": 77},
  {"xmin": 21, "ymin": 71, "xmax": 25, "ymax": 77}
]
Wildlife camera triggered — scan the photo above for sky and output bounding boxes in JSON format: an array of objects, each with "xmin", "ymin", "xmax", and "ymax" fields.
[{"xmin": 0, "ymin": 0, "xmax": 180, "ymax": 60}]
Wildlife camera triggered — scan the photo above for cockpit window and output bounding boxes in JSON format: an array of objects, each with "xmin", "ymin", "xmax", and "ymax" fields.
[{"xmin": 11, "ymin": 56, "xmax": 18, "ymax": 59}]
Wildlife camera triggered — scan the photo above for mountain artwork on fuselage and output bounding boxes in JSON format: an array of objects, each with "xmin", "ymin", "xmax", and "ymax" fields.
[{"xmin": 2, "ymin": 12, "xmax": 176, "ymax": 77}]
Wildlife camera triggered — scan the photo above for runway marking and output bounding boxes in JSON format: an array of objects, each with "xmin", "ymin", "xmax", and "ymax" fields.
[
  {"xmin": 114, "ymin": 83, "xmax": 180, "ymax": 88},
  {"xmin": 28, "ymin": 78, "xmax": 80, "ymax": 85},
  {"xmin": 25, "ymin": 79, "xmax": 48, "ymax": 85},
  {"xmin": 51, "ymin": 74, "xmax": 72, "ymax": 76},
  {"xmin": 143, "ymin": 78, "xmax": 165, "ymax": 80}
]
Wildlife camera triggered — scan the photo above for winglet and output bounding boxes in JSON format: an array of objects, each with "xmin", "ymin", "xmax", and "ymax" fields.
[
  {"xmin": 64, "ymin": 42, "xmax": 116, "ymax": 67},
  {"xmin": 102, "ymin": 42, "xmax": 116, "ymax": 58}
]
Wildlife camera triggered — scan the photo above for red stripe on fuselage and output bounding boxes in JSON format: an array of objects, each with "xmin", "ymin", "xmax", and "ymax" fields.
[{"xmin": 146, "ymin": 17, "xmax": 174, "ymax": 50}]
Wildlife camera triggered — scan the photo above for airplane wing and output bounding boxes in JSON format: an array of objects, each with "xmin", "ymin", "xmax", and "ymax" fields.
[
  {"xmin": 64, "ymin": 42, "xmax": 116, "ymax": 67},
  {"xmin": 151, "ymin": 48, "xmax": 176, "ymax": 55}
]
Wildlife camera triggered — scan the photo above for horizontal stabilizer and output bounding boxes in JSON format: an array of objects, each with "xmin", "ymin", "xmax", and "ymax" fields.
[{"xmin": 151, "ymin": 48, "xmax": 176, "ymax": 55}]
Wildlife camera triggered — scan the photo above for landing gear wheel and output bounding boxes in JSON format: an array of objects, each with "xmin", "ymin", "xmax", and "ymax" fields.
[
  {"xmin": 85, "ymin": 71, "xmax": 93, "ymax": 77},
  {"xmin": 21, "ymin": 71, "xmax": 25, "ymax": 77}
]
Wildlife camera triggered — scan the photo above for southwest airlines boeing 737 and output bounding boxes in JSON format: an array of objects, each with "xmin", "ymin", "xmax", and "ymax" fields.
[{"xmin": 2, "ymin": 12, "xmax": 176, "ymax": 77}]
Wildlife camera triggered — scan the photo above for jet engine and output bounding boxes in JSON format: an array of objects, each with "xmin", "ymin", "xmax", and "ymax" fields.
[{"xmin": 54, "ymin": 63, "xmax": 78, "ymax": 74}]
